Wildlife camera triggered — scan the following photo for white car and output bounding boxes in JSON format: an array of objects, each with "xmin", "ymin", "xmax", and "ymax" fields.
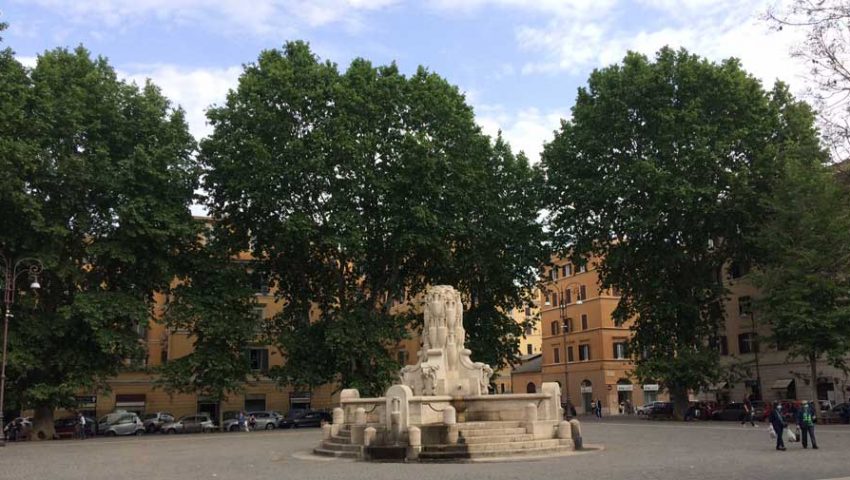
[{"xmin": 98, "ymin": 412, "xmax": 145, "ymax": 436}]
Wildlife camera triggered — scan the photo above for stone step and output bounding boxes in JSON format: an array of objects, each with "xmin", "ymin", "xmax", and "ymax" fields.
[
  {"xmin": 423, "ymin": 439, "xmax": 563, "ymax": 453},
  {"xmin": 419, "ymin": 445, "xmax": 574, "ymax": 460},
  {"xmin": 313, "ymin": 447, "xmax": 359, "ymax": 459},
  {"xmin": 458, "ymin": 427, "xmax": 527, "ymax": 437},
  {"xmin": 458, "ymin": 433, "xmax": 535, "ymax": 444},
  {"xmin": 457, "ymin": 421, "xmax": 523, "ymax": 429},
  {"xmin": 336, "ymin": 429, "xmax": 351, "ymax": 437},
  {"xmin": 321, "ymin": 440, "xmax": 362, "ymax": 453},
  {"xmin": 330, "ymin": 435, "xmax": 351, "ymax": 443}
]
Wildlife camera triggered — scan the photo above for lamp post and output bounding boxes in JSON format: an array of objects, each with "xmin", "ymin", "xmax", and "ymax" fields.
[
  {"xmin": 553, "ymin": 281, "xmax": 583, "ymax": 415},
  {"xmin": 1, "ymin": 252, "xmax": 44, "ymax": 446}
]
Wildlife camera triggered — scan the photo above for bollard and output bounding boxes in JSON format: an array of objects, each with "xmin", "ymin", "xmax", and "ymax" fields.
[
  {"xmin": 407, "ymin": 426, "xmax": 422, "ymax": 461},
  {"xmin": 558, "ymin": 420, "xmax": 570, "ymax": 439},
  {"xmin": 446, "ymin": 424, "xmax": 459, "ymax": 445},
  {"xmin": 364, "ymin": 426, "xmax": 376, "ymax": 446},
  {"xmin": 443, "ymin": 406, "xmax": 456, "ymax": 425},
  {"xmin": 569, "ymin": 419, "xmax": 583, "ymax": 450},
  {"xmin": 322, "ymin": 423, "xmax": 333, "ymax": 440},
  {"xmin": 332, "ymin": 407, "xmax": 344, "ymax": 436},
  {"xmin": 355, "ymin": 407, "xmax": 366, "ymax": 425}
]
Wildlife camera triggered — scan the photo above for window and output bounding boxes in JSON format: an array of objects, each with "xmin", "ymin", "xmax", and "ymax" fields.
[
  {"xmin": 567, "ymin": 346, "xmax": 574, "ymax": 362},
  {"xmin": 579, "ymin": 344, "xmax": 590, "ymax": 361},
  {"xmin": 578, "ymin": 264, "xmax": 587, "ymax": 273},
  {"xmin": 526, "ymin": 344, "xmax": 533, "ymax": 355},
  {"xmin": 550, "ymin": 321, "xmax": 560, "ymax": 336},
  {"xmin": 397, "ymin": 350, "xmax": 409, "ymax": 365},
  {"xmin": 564, "ymin": 318, "xmax": 573, "ymax": 333},
  {"xmin": 251, "ymin": 271, "xmax": 270, "ymax": 295},
  {"xmin": 565, "ymin": 288, "xmax": 572, "ymax": 304},
  {"xmin": 524, "ymin": 306, "xmax": 531, "ymax": 316},
  {"xmin": 579, "ymin": 285, "xmax": 587, "ymax": 301},
  {"xmin": 613, "ymin": 342, "xmax": 627, "ymax": 359},
  {"xmin": 553, "ymin": 347, "xmax": 561, "ymax": 363},
  {"xmin": 500, "ymin": 384, "xmax": 505, "ymax": 393},
  {"xmin": 551, "ymin": 269, "xmax": 558, "ymax": 281},
  {"xmin": 247, "ymin": 348, "xmax": 269, "ymax": 373},
  {"xmin": 544, "ymin": 293, "xmax": 551, "ymax": 306},
  {"xmin": 563, "ymin": 265, "xmax": 571, "ymax": 277},
  {"xmin": 738, "ymin": 296, "xmax": 752, "ymax": 316},
  {"xmin": 552, "ymin": 292, "xmax": 558, "ymax": 306},
  {"xmin": 738, "ymin": 333, "xmax": 759, "ymax": 354},
  {"xmin": 524, "ymin": 324, "xmax": 533, "ymax": 336},
  {"xmin": 581, "ymin": 314, "xmax": 588, "ymax": 330}
]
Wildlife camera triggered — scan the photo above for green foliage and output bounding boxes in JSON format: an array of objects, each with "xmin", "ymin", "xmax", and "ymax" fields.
[
  {"xmin": 201, "ymin": 41, "xmax": 546, "ymax": 395},
  {"xmin": 156, "ymin": 245, "xmax": 260, "ymax": 404},
  {"xmin": 542, "ymin": 48, "xmax": 822, "ymax": 409},
  {"xmin": 0, "ymin": 46, "xmax": 198, "ymax": 412},
  {"xmin": 750, "ymin": 157, "xmax": 850, "ymax": 372}
]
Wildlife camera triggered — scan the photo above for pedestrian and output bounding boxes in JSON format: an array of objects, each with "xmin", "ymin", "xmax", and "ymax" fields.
[
  {"xmin": 596, "ymin": 399, "xmax": 603, "ymax": 419},
  {"xmin": 248, "ymin": 413, "xmax": 257, "ymax": 431},
  {"xmin": 796, "ymin": 401, "xmax": 819, "ymax": 449},
  {"xmin": 742, "ymin": 397, "xmax": 755, "ymax": 426},
  {"xmin": 769, "ymin": 401, "xmax": 786, "ymax": 451},
  {"xmin": 78, "ymin": 412, "xmax": 87, "ymax": 440},
  {"xmin": 238, "ymin": 411, "xmax": 247, "ymax": 432}
]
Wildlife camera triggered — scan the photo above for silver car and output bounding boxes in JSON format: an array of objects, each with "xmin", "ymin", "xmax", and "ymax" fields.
[
  {"xmin": 248, "ymin": 411, "xmax": 282, "ymax": 430},
  {"xmin": 161, "ymin": 414, "xmax": 216, "ymax": 434},
  {"xmin": 98, "ymin": 412, "xmax": 145, "ymax": 436}
]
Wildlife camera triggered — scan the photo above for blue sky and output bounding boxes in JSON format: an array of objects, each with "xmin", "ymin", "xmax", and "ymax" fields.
[{"xmin": 2, "ymin": 0, "xmax": 806, "ymax": 162}]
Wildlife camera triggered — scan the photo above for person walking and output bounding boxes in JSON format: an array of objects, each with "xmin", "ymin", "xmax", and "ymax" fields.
[
  {"xmin": 797, "ymin": 401, "xmax": 819, "ymax": 449},
  {"xmin": 741, "ymin": 397, "xmax": 755, "ymax": 426},
  {"xmin": 596, "ymin": 399, "xmax": 603, "ymax": 419},
  {"xmin": 238, "ymin": 411, "xmax": 248, "ymax": 432},
  {"xmin": 77, "ymin": 413, "xmax": 87, "ymax": 440},
  {"xmin": 769, "ymin": 402, "xmax": 786, "ymax": 451}
]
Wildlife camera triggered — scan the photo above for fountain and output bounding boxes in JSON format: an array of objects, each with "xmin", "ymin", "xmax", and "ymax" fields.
[{"xmin": 314, "ymin": 285, "xmax": 579, "ymax": 461}]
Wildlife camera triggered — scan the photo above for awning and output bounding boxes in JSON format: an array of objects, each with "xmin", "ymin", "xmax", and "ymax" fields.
[
  {"xmin": 642, "ymin": 384, "xmax": 660, "ymax": 392},
  {"xmin": 707, "ymin": 382, "xmax": 728, "ymax": 391},
  {"xmin": 771, "ymin": 379, "xmax": 794, "ymax": 389}
]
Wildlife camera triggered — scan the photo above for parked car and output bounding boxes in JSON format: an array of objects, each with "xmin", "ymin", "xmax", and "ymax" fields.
[
  {"xmin": 141, "ymin": 412, "xmax": 175, "ymax": 433},
  {"xmin": 821, "ymin": 402, "xmax": 850, "ymax": 424},
  {"xmin": 98, "ymin": 412, "xmax": 145, "ymax": 436},
  {"xmin": 53, "ymin": 416, "xmax": 96, "ymax": 439},
  {"xmin": 221, "ymin": 411, "xmax": 242, "ymax": 432},
  {"xmin": 161, "ymin": 414, "xmax": 216, "ymax": 434},
  {"xmin": 278, "ymin": 410, "xmax": 332, "ymax": 428},
  {"xmin": 636, "ymin": 401, "xmax": 663, "ymax": 416},
  {"xmin": 712, "ymin": 402, "xmax": 748, "ymax": 421},
  {"xmin": 647, "ymin": 402, "xmax": 674, "ymax": 419},
  {"xmin": 3, "ymin": 417, "xmax": 32, "ymax": 441},
  {"xmin": 248, "ymin": 411, "xmax": 283, "ymax": 430}
]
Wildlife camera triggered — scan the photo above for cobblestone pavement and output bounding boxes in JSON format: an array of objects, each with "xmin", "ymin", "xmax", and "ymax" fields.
[{"xmin": 2, "ymin": 417, "xmax": 850, "ymax": 480}]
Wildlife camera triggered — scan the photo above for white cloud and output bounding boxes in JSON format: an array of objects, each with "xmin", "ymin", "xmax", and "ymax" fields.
[
  {"xmin": 475, "ymin": 104, "xmax": 566, "ymax": 163},
  {"xmin": 122, "ymin": 64, "xmax": 241, "ymax": 139},
  {"xmin": 514, "ymin": 0, "xmax": 808, "ymax": 93},
  {"xmin": 18, "ymin": 0, "xmax": 399, "ymax": 36},
  {"xmin": 15, "ymin": 56, "xmax": 37, "ymax": 68}
]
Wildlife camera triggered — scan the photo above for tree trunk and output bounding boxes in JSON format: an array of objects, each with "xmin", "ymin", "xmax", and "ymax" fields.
[
  {"xmin": 810, "ymin": 354, "xmax": 820, "ymax": 424},
  {"xmin": 670, "ymin": 385, "xmax": 690, "ymax": 421},
  {"xmin": 30, "ymin": 405, "xmax": 56, "ymax": 441}
]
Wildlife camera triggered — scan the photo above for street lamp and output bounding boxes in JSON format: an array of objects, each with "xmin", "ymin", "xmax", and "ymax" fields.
[
  {"xmin": 1, "ymin": 252, "xmax": 44, "ymax": 446},
  {"xmin": 552, "ymin": 281, "xmax": 583, "ymax": 415}
]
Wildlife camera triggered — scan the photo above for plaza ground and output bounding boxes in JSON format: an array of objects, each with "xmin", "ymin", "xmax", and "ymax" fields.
[{"xmin": 2, "ymin": 416, "xmax": 850, "ymax": 480}]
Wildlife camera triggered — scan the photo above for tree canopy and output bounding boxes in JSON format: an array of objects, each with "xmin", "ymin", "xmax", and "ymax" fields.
[
  {"xmin": 542, "ymin": 47, "xmax": 823, "ymax": 415},
  {"xmin": 0, "ymin": 45, "xmax": 198, "ymax": 437},
  {"xmin": 201, "ymin": 41, "xmax": 546, "ymax": 395},
  {"xmin": 750, "ymin": 156, "xmax": 850, "ymax": 407}
]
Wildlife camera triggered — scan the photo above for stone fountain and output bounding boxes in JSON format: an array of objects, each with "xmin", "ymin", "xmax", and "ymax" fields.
[{"xmin": 314, "ymin": 285, "xmax": 579, "ymax": 461}]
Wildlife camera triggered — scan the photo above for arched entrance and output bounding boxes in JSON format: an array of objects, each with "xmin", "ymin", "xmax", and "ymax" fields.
[
  {"xmin": 581, "ymin": 379, "xmax": 593, "ymax": 413},
  {"xmin": 617, "ymin": 379, "xmax": 633, "ymax": 414},
  {"xmin": 526, "ymin": 382, "xmax": 536, "ymax": 393}
]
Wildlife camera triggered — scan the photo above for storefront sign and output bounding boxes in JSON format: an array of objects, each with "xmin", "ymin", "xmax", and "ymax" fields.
[
  {"xmin": 580, "ymin": 386, "xmax": 592, "ymax": 393},
  {"xmin": 617, "ymin": 384, "xmax": 634, "ymax": 392},
  {"xmin": 642, "ymin": 384, "xmax": 660, "ymax": 392},
  {"xmin": 76, "ymin": 395, "xmax": 97, "ymax": 408}
]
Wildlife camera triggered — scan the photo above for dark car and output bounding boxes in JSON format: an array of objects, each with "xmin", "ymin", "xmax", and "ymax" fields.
[
  {"xmin": 278, "ymin": 410, "xmax": 331, "ymax": 429},
  {"xmin": 712, "ymin": 402, "xmax": 748, "ymax": 421},
  {"xmin": 647, "ymin": 402, "xmax": 674, "ymax": 419},
  {"xmin": 53, "ymin": 416, "xmax": 96, "ymax": 439},
  {"xmin": 822, "ymin": 402, "xmax": 850, "ymax": 424}
]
